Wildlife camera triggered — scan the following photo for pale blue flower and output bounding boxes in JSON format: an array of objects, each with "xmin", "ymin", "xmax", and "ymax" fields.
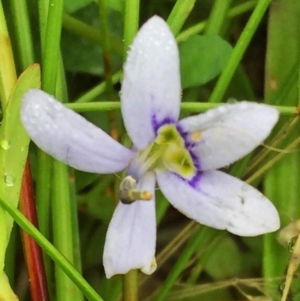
[{"xmin": 21, "ymin": 16, "xmax": 280, "ymax": 278}]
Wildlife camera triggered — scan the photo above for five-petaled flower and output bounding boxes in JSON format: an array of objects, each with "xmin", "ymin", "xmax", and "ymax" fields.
[{"xmin": 21, "ymin": 16, "xmax": 280, "ymax": 278}]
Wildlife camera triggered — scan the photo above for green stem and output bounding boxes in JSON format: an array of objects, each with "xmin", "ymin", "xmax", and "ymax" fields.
[
  {"xmin": 123, "ymin": 0, "xmax": 139, "ymax": 59},
  {"xmin": 68, "ymin": 168, "xmax": 82, "ymax": 274},
  {"xmin": 52, "ymin": 161, "xmax": 83, "ymax": 301},
  {"xmin": 62, "ymin": 14, "xmax": 123, "ymax": 56},
  {"xmin": 38, "ymin": 0, "xmax": 49, "ymax": 44},
  {"xmin": 74, "ymin": 71, "xmax": 122, "ymax": 103},
  {"xmin": 122, "ymin": 270, "xmax": 138, "ymax": 301},
  {"xmin": 42, "ymin": 0, "xmax": 64, "ymax": 93},
  {"xmin": 10, "ymin": 0, "xmax": 34, "ymax": 70},
  {"xmin": 204, "ymin": 0, "xmax": 233, "ymax": 35},
  {"xmin": 66, "ymin": 101, "xmax": 300, "ymax": 116},
  {"xmin": 176, "ymin": 0, "xmax": 257, "ymax": 42},
  {"xmin": 36, "ymin": 151, "xmax": 52, "ymax": 285},
  {"xmin": 208, "ymin": 0, "xmax": 271, "ymax": 103},
  {"xmin": 167, "ymin": 0, "xmax": 197, "ymax": 36},
  {"xmin": 0, "ymin": 195, "xmax": 104, "ymax": 301},
  {"xmin": 98, "ymin": 0, "xmax": 116, "ymax": 101}
]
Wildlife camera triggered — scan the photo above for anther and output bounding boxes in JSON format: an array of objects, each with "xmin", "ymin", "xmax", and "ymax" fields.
[
  {"xmin": 119, "ymin": 175, "xmax": 152, "ymax": 205},
  {"xmin": 191, "ymin": 131, "xmax": 202, "ymax": 142}
]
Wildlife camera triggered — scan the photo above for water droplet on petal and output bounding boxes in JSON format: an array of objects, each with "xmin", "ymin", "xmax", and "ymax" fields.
[
  {"xmin": 4, "ymin": 173, "xmax": 15, "ymax": 187},
  {"xmin": 1, "ymin": 140, "xmax": 11, "ymax": 150},
  {"xmin": 241, "ymin": 184, "xmax": 249, "ymax": 192},
  {"xmin": 54, "ymin": 103, "xmax": 62, "ymax": 111},
  {"xmin": 239, "ymin": 102, "xmax": 249, "ymax": 110}
]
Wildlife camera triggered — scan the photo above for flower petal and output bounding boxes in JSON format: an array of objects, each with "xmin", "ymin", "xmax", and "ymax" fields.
[
  {"xmin": 156, "ymin": 169, "xmax": 280, "ymax": 236},
  {"xmin": 103, "ymin": 172, "xmax": 156, "ymax": 278},
  {"xmin": 178, "ymin": 102, "xmax": 279, "ymax": 171},
  {"xmin": 21, "ymin": 89, "xmax": 134, "ymax": 173},
  {"xmin": 121, "ymin": 16, "xmax": 181, "ymax": 150}
]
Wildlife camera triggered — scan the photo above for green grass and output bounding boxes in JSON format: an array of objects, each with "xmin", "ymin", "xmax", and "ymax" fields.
[{"xmin": 0, "ymin": 0, "xmax": 299, "ymax": 300}]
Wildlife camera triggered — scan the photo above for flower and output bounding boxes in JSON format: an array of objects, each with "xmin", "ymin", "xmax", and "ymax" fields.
[{"xmin": 21, "ymin": 16, "xmax": 280, "ymax": 278}]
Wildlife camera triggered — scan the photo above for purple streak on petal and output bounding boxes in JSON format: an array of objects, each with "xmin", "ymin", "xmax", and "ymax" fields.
[
  {"xmin": 174, "ymin": 170, "xmax": 202, "ymax": 189},
  {"xmin": 151, "ymin": 113, "xmax": 175, "ymax": 134},
  {"xmin": 176, "ymin": 122, "xmax": 202, "ymax": 172}
]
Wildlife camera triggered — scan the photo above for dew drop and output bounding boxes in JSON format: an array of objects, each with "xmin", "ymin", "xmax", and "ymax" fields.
[
  {"xmin": 239, "ymin": 102, "xmax": 248, "ymax": 110},
  {"xmin": 227, "ymin": 97, "xmax": 237, "ymax": 104},
  {"xmin": 4, "ymin": 173, "xmax": 15, "ymax": 187},
  {"xmin": 54, "ymin": 103, "xmax": 62, "ymax": 111},
  {"xmin": 241, "ymin": 184, "xmax": 249, "ymax": 192},
  {"xmin": 1, "ymin": 140, "xmax": 11, "ymax": 150},
  {"xmin": 217, "ymin": 105, "xmax": 227, "ymax": 113}
]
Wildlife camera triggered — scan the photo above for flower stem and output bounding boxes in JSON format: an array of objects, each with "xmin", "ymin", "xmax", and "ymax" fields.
[{"xmin": 122, "ymin": 270, "xmax": 138, "ymax": 301}]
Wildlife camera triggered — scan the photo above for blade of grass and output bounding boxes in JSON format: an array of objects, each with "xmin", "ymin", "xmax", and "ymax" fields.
[
  {"xmin": 208, "ymin": 0, "xmax": 271, "ymax": 103},
  {"xmin": 0, "ymin": 195, "xmax": 104, "ymax": 301},
  {"xmin": 123, "ymin": 0, "xmax": 139, "ymax": 59},
  {"xmin": 263, "ymin": 1, "xmax": 300, "ymax": 298},
  {"xmin": 167, "ymin": 0, "xmax": 196, "ymax": 36},
  {"xmin": 9, "ymin": 0, "xmax": 34, "ymax": 70},
  {"xmin": 204, "ymin": 0, "xmax": 232, "ymax": 35},
  {"xmin": 176, "ymin": 0, "xmax": 257, "ymax": 42},
  {"xmin": 154, "ymin": 227, "xmax": 220, "ymax": 301},
  {"xmin": 52, "ymin": 161, "xmax": 83, "ymax": 301}
]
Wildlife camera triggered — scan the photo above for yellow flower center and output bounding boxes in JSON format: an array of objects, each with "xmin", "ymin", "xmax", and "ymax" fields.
[
  {"xmin": 138, "ymin": 124, "xmax": 196, "ymax": 179},
  {"xmin": 119, "ymin": 124, "xmax": 197, "ymax": 204}
]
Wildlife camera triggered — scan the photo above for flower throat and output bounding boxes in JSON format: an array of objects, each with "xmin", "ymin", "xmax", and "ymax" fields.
[{"xmin": 119, "ymin": 124, "xmax": 196, "ymax": 204}]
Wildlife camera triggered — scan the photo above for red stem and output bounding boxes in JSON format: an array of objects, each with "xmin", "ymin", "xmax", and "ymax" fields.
[{"xmin": 19, "ymin": 160, "xmax": 50, "ymax": 301}]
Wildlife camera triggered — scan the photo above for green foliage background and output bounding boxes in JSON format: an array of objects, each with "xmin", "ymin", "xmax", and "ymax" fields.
[{"xmin": 0, "ymin": 0, "xmax": 299, "ymax": 300}]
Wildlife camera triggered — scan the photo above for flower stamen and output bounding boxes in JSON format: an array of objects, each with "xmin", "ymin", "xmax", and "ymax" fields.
[{"xmin": 119, "ymin": 175, "xmax": 152, "ymax": 204}]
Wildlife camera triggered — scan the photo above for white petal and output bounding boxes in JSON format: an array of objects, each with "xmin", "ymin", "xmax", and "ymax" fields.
[
  {"xmin": 156, "ymin": 170, "xmax": 280, "ymax": 236},
  {"xmin": 121, "ymin": 16, "xmax": 181, "ymax": 150},
  {"xmin": 21, "ymin": 89, "xmax": 134, "ymax": 173},
  {"xmin": 103, "ymin": 172, "xmax": 156, "ymax": 278},
  {"xmin": 178, "ymin": 102, "xmax": 279, "ymax": 171}
]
